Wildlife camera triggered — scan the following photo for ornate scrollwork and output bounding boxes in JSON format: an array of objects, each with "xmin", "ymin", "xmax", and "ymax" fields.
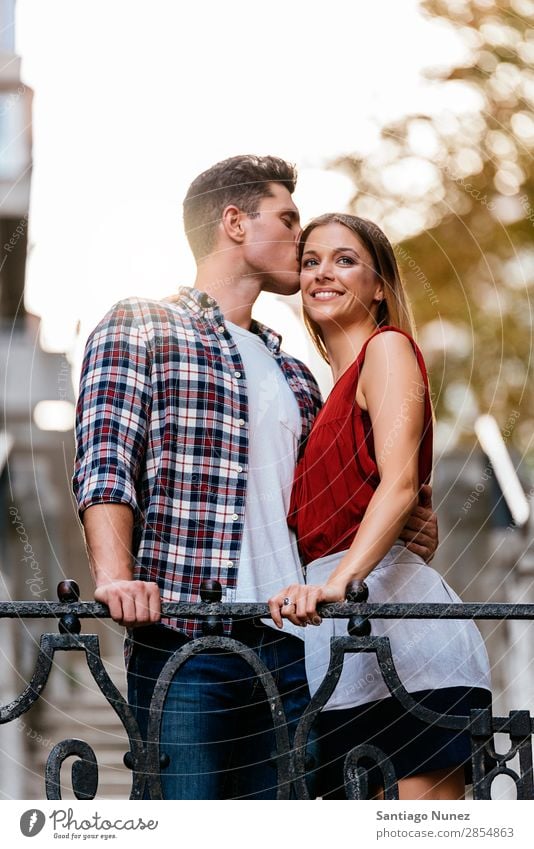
[
  {"xmin": 292, "ymin": 632, "xmax": 483, "ymax": 798},
  {"xmin": 0, "ymin": 631, "xmax": 145, "ymax": 799},
  {"xmin": 344, "ymin": 743, "xmax": 399, "ymax": 800},
  {"xmin": 1, "ymin": 580, "xmax": 534, "ymax": 799},
  {"xmin": 144, "ymin": 635, "xmax": 293, "ymax": 799},
  {"xmin": 45, "ymin": 739, "xmax": 98, "ymax": 800},
  {"xmin": 470, "ymin": 708, "xmax": 534, "ymax": 799}
]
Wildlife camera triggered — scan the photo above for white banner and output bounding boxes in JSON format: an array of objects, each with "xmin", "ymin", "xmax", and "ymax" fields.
[{"xmin": 2, "ymin": 799, "xmax": 533, "ymax": 849}]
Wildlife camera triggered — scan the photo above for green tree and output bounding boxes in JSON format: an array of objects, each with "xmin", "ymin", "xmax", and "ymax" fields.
[{"xmin": 336, "ymin": 0, "xmax": 534, "ymax": 460}]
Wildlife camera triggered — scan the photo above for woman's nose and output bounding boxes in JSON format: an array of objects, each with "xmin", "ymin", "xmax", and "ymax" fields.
[{"xmin": 315, "ymin": 262, "xmax": 334, "ymax": 280}]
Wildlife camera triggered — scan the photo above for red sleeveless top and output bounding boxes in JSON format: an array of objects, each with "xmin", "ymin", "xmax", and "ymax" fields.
[{"xmin": 288, "ymin": 327, "xmax": 433, "ymax": 566}]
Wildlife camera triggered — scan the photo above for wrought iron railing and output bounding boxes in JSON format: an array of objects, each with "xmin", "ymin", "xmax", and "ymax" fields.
[{"xmin": 1, "ymin": 579, "xmax": 533, "ymax": 800}]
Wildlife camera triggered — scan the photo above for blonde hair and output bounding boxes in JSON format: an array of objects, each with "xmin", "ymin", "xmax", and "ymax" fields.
[{"xmin": 299, "ymin": 213, "xmax": 415, "ymax": 363}]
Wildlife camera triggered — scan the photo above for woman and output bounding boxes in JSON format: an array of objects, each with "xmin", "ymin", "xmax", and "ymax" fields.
[{"xmin": 268, "ymin": 214, "xmax": 491, "ymax": 800}]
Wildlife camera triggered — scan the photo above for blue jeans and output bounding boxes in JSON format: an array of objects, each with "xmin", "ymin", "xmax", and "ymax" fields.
[{"xmin": 127, "ymin": 621, "xmax": 316, "ymax": 799}]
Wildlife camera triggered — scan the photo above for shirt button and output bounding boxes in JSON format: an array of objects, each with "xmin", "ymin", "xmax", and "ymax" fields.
[
  {"xmin": 217, "ymin": 325, "xmax": 225, "ymax": 333},
  {"xmin": 227, "ymin": 560, "xmax": 234, "ymax": 568},
  {"xmin": 231, "ymin": 513, "xmax": 239, "ymax": 521},
  {"xmin": 237, "ymin": 418, "xmax": 245, "ymax": 426},
  {"xmin": 234, "ymin": 371, "xmax": 242, "ymax": 379},
  {"xmin": 236, "ymin": 465, "xmax": 243, "ymax": 473}
]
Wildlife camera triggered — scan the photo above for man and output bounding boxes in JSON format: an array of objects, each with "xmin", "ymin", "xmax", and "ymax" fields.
[{"xmin": 73, "ymin": 155, "xmax": 437, "ymax": 799}]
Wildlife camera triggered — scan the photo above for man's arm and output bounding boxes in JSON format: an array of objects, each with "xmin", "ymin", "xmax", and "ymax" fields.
[
  {"xmin": 399, "ymin": 483, "xmax": 439, "ymax": 562},
  {"xmin": 83, "ymin": 503, "xmax": 160, "ymax": 627},
  {"xmin": 73, "ymin": 303, "xmax": 161, "ymax": 626}
]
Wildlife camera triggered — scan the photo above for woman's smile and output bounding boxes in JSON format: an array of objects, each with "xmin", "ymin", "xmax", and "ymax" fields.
[{"xmin": 309, "ymin": 288, "xmax": 345, "ymax": 300}]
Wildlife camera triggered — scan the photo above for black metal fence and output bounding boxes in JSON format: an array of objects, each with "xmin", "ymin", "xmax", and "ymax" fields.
[{"xmin": 1, "ymin": 579, "xmax": 533, "ymax": 800}]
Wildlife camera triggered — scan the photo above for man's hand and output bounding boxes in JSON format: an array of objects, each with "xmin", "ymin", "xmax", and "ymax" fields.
[
  {"xmin": 82, "ymin": 504, "xmax": 161, "ymax": 627},
  {"xmin": 94, "ymin": 580, "xmax": 161, "ymax": 627},
  {"xmin": 399, "ymin": 483, "xmax": 439, "ymax": 562}
]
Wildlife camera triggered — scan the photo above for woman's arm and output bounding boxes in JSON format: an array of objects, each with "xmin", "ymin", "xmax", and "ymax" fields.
[{"xmin": 269, "ymin": 331, "xmax": 426, "ymax": 627}]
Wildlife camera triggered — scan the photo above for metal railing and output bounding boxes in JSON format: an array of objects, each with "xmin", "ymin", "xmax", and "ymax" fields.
[{"xmin": 1, "ymin": 579, "xmax": 533, "ymax": 800}]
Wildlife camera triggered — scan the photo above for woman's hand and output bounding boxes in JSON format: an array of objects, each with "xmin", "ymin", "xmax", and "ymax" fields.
[{"xmin": 268, "ymin": 582, "xmax": 347, "ymax": 628}]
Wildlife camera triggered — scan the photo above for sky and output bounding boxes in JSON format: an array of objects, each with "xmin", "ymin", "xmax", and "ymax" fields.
[{"xmin": 15, "ymin": 0, "xmax": 470, "ymax": 360}]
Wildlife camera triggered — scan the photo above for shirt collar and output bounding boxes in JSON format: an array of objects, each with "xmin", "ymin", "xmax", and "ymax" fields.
[
  {"xmin": 169, "ymin": 286, "xmax": 283, "ymax": 355},
  {"xmin": 249, "ymin": 319, "xmax": 282, "ymax": 355},
  {"xmin": 170, "ymin": 285, "xmax": 221, "ymax": 318}
]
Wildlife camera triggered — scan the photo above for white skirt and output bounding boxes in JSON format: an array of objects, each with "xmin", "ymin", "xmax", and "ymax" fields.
[{"xmin": 304, "ymin": 543, "xmax": 492, "ymax": 711}]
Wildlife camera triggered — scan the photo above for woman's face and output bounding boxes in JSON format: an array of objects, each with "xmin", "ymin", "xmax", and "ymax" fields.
[{"xmin": 300, "ymin": 222, "xmax": 383, "ymax": 329}]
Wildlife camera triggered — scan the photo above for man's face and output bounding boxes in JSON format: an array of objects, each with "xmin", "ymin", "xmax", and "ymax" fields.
[{"xmin": 242, "ymin": 183, "xmax": 301, "ymax": 295}]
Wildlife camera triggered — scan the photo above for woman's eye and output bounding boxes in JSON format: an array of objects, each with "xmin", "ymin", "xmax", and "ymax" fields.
[
  {"xmin": 302, "ymin": 258, "xmax": 318, "ymax": 268},
  {"xmin": 338, "ymin": 256, "xmax": 355, "ymax": 265}
]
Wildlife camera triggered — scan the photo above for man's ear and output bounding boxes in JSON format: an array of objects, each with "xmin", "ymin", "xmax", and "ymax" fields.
[{"xmin": 221, "ymin": 204, "xmax": 246, "ymax": 244}]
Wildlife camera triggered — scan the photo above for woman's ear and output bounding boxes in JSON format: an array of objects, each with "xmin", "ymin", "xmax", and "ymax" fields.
[{"xmin": 373, "ymin": 281, "xmax": 385, "ymax": 303}]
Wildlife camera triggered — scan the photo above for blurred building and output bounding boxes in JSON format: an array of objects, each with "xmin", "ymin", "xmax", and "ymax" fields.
[
  {"xmin": 433, "ymin": 451, "xmax": 534, "ymax": 719},
  {"xmin": 0, "ymin": 0, "xmax": 108, "ymax": 799},
  {"xmin": 0, "ymin": 0, "xmax": 32, "ymax": 799},
  {"xmin": 0, "ymin": 0, "xmax": 30, "ymax": 321}
]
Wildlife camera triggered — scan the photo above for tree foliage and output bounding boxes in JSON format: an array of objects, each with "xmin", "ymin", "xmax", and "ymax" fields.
[{"xmin": 336, "ymin": 0, "xmax": 534, "ymax": 460}]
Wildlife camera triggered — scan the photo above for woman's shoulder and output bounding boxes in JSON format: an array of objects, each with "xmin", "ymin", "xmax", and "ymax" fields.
[
  {"xmin": 360, "ymin": 326, "xmax": 429, "ymax": 386},
  {"xmin": 362, "ymin": 326, "xmax": 421, "ymax": 360}
]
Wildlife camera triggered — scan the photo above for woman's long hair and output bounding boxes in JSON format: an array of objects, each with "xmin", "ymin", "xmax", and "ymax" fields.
[{"xmin": 298, "ymin": 213, "xmax": 416, "ymax": 363}]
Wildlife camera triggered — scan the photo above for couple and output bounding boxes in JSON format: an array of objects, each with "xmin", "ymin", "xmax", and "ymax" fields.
[{"xmin": 73, "ymin": 154, "xmax": 490, "ymax": 800}]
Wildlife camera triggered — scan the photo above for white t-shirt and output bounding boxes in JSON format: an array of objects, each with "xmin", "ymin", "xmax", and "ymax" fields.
[{"xmin": 226, "ymin": 321, "xmax": 304, "ymax": 638}]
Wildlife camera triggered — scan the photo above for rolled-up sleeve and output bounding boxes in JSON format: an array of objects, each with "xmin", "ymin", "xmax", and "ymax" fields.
[{"xmin": 73, "ymin": 302, "xmax": 152, "ymax": 523}]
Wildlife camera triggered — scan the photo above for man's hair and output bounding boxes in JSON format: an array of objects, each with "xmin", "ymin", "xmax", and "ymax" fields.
[{"xmin": 183, "ymin": 154, "xmax": 297, "ymax": 261}]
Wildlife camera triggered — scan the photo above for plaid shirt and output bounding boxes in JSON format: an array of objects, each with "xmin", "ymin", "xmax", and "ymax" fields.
[{"xmin": 73, "ymin": 286, "xmax": 322, "ymax": 638}]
